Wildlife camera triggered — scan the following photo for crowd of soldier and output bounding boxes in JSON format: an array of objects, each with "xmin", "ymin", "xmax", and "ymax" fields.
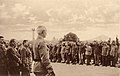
[
  {"xmin": 0, "ymin": 25, "xmax": 55, "ymax": 76},
  {"xmin": 0, "ymin": 36, "xmax": 32, "ymax": 76},
  {"xmin": 0, "ymin": 34, "xmax": 120, "ymax": 76},
  {"xmin": 48, "ymin": 40, "xmax": 120, "ymax": 67}
]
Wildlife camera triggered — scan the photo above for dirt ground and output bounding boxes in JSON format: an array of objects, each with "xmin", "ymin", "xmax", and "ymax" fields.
[{"xmin": 31, "ymin": 63, "xmax": 120, "ymax": 76}]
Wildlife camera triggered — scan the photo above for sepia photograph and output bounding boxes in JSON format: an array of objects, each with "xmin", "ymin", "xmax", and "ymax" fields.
[{"xmin": 0, "ymin": 0, "xmax": 120, "ymax": 76}]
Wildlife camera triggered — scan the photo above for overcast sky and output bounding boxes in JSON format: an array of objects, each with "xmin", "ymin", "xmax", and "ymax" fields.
[{"xmin": 0, "ymin": 0, "xmax": 120, "ymax": 40}]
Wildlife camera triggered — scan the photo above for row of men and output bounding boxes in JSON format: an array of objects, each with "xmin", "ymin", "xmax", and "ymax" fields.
[
  {"xmin": 48, "ymin": 40, "xmax": 120, "ymax": 67},
  {"xmin": 0, "ymin": 36, "xmax": 32, "ymax": 76},
  {"xmin": 0, "ymin": 36, "xmax": 120, "ymax": 76}
]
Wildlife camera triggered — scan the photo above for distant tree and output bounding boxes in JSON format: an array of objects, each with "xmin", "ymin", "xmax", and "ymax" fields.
[{"xmin": 63, "ymin": 32, "xmax": 79, "ymax": 42}]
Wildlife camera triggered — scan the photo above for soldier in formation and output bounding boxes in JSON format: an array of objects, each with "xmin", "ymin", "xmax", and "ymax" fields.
[
  {"xmin": 48, "ymin": 40, "xmax": 120, "ymax": 67},
  {"xmin": 0, "ymin": 29, "xmax": 120, "ymax": 76},
  {"xmin": 19, "ymin": 40, "xmax": 32, "ymax": 76},
  {"xmin": 7, "ymin": 39, "xmax": 21, "ymax": 76},
  {"xmin": 0, "ymin": 36, "xmax": 8, "ymax": 76}
]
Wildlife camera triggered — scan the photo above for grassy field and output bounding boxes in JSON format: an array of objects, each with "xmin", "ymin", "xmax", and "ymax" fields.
[{"xmin": 31, "ymin": 63, "xmax": 120, "ymax": 76}]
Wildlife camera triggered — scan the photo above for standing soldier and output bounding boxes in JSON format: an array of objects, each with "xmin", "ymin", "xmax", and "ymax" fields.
[
  {"xmin": 90, "ymin": 42, "xmax": 95, "ymax": 64},
  {"xmin": 65, "ymin": 43, "xmax": 71, "ymax": 64},
  {"xmin": 107, "ymin": 39, "xmax": 111, "ymax": 66},
  {"xmin": 99, "ymin": 42, "xmax": 104, "ymax": 65},
  {"xmin": 110, "ymin": 41, "xmax": 118, "ymax": 67},
  {"xmin": 85, "ymin": 43, "xmax": 92, "ymax": 65},
  {"xmin": 72, "ymin": 43, "xmax": 78, "ymax": 64},
  {"xmin": 81, "ymin": 43, "xmax": 86, "ymax": 64},
  {"xmin": 52, "ymin": 45, "xmax": 57, "ymax": 62},
  {"xmin": 76, "ymin": 42, "xmax": 80, "ymax": 64},
  {"xmin": 101, "ymin": 42, "xmax": 109, "ymax": 66},
  {"xmin": 49, "ymin": 44, "xmax": 54, "ymax": 62},
  {"xmin": 94, "ymin": 41, "xmax": 101, "ymax": 66},
  {"xmin": 0, "ymin": 36, "xmax": 8, "ymax": 76},
  {"xmin": 56, "ymin": 44, "xmax": 62, "ymax": 63},
  {"xmin": 7, "ymin": 39, "xmax": 21, "ymax": 76},
  {"xmin": 78, "ymin": 42, "xmax": 84, "ymax": 65},
  {"xmin": 33, "ymin": 26, "xmax": 55, "ymax": 76},
  {"xmin": 61, "ymin": 43, "xmax": 66, "ymax": 63},
  {"xmin": 19, "ymin": 40, "xmax": 32, "ymax": 76}
]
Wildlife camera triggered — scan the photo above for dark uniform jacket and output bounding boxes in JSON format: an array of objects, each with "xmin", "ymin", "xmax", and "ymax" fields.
[
  {"xmin": 93, "ymin": 44, "xmax": 101, "ymax": 55},
  {"xmin": 0, "ymin": 44, "xmax": 8, "ymax": 76},
  {"xmin": 102, "ymin": 45, "xmax": 109, "ymax": 56},
  {"xmin": 72, "ymin": 45, "xmax": 78, "ymax": 55},
  {"xmin": 33, "ymin": 36, "xmax": 53, "ymax": 74},
  {"xmin": 19, "ymin": 46, "xmax": 32, "ymax": 70},
  {"xmin": 7, "ymin": 46, "xmax": 21, "ymax": 68},
  {"xmin": 110, "ymin": 45, "xmax": 118, "ymax": 57},
  {"xmin": 0, "ymin": 44, "xmax": 7, "ymax": 67}
]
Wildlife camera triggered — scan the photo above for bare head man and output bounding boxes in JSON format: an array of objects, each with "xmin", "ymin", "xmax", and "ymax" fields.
[
  {"xmin": 37, "ymin": 26, "xmax": 47, "ymax": 38},
  {"xmin": 0, "ymin": 36, "xmax": 4, "ymax": 44}
]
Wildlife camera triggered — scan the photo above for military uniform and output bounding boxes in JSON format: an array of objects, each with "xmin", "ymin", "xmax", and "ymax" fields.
[
  {"xmin": 78, "ymin": 44, "xmax": 84, "ymax": 65},
  {"xmin": 19, "ymin": 46, "xmax": 32, "ymax": 76},
  {"xmin": 81, "ymin": 44, "xmax": 86, "ymax": 64},
  {"xmin": 101, "ymin": 44, "xmax": 109, "ymax": 66},
  {"xmin": 65, "ymin": 45, "xmax": 71, "ymax": 64},
  {"xmin": 85, "ymin": 45, "xmax": 92, "ymax": 65},
  {"xmin": 110, "ymin": 44, "xmax": 118, "ymax": 67},
  {"xmin": 72, "ymin": 45, "xmax": 78, "ymax": 64},
  {"xmin": 52, "ymin": 45, "xmax": 57, "ymax": 62},
  {"xmin": 106, "ymin": 43, "xmax": 111, "ymax": 66},
  {"xmin": 93, "ymin": 44, "xmax": 101, "ymax": 66},
  {"xmin": 0, "ymin": 43, "xmax": 8, "ymax": 76},
  {"xmin": 56, "ymin": 45, "xmax": 62, "ymax": 62},
  {"xmin": 61, "ymin": 45, "xmax": 66, "ymax": 63},
  {"xmin": 33, "ymin": 36, "xmax": 55, "ymax": 76},
  {"xmin": 7, "ymin": 46, "xmax": 21, "ymax": 76}
]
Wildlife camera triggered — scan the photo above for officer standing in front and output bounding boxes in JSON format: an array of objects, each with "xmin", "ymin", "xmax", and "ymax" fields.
[{"xmin": 33, "ymin": 26, "xmax": 55, "ymax": 76}]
